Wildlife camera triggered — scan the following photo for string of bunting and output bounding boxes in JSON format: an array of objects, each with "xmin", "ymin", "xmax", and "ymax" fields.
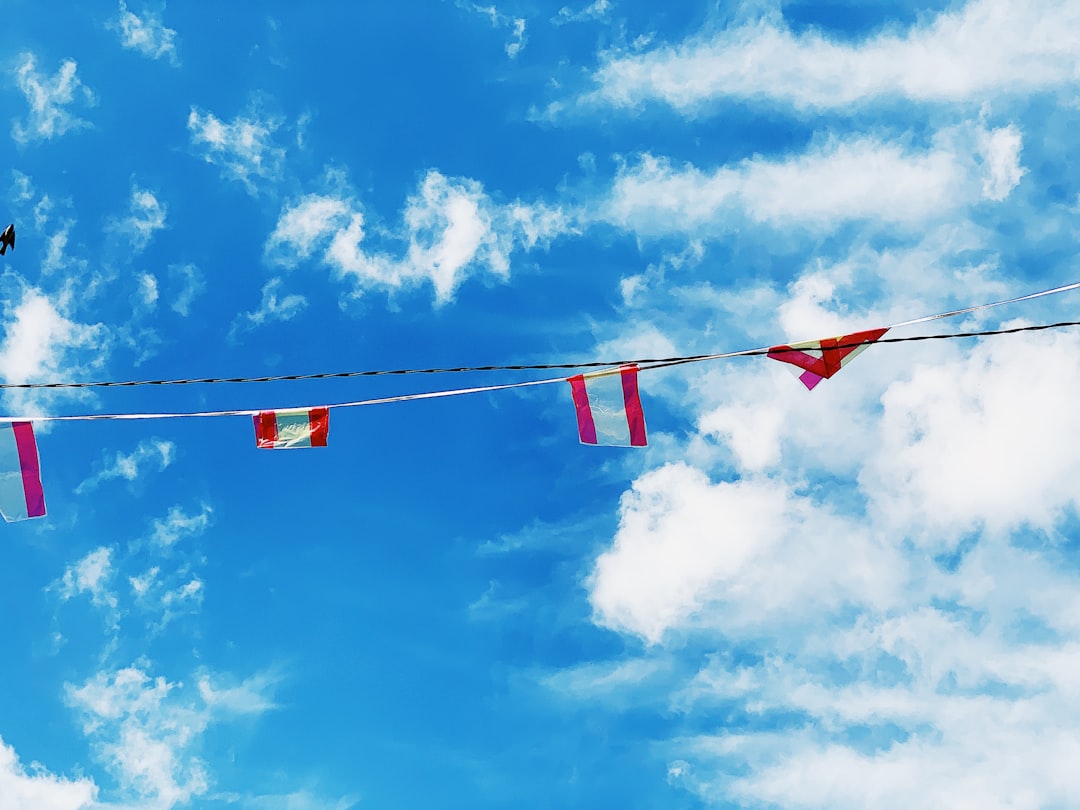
[{"xmin": 0, "ymin": 281, "xmax": 1077, "ymax": 522}]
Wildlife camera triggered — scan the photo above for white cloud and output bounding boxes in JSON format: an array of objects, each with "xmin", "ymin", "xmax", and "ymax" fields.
[
  {"xmin": 461, "ymin": 3, "xmax": 527, "ymax": 58},
  {"xmin": 586, "ymin": 0, "xmax": 1080, "ymax": 114},
  {"xmin": 978, "ymin": 122, "xmax": 1026, "ymax": 201},
  {"xmin": 9, "ymin": 170, "xmax": 34, "ymax": 202},
  {"xmin": 196, "ymin": 671, "xmax": 279, "ymax": 715},
  {"xmin": 187, "ymin": 102, "xmax": 285, "ymax": 193},
  {"xmin": 11, "ymin": 54, "xmax": 95, "ymax": 144},
  {"xmin": 108, "ymin": 186, "xmax": 168, "ymax": 253},
  {"xmin": 129, "ymin": 567, "xmax": 159, "ymax": 597},
  {"xmin": 168, "ymin": 263, "xmax": 204, "ymax": 316},
  {"xmin": 267, "ymin": 174, "xmax": 572, "ymax": 304},
  {"xmin": 238, "ymin": 790, "xmax": 358, "ymax": 810},
  {"xmin": 268, "ymin": 195, "xmax": 350, "ymax": 264},
  {"xmin": 149, "ymin": 504, "xmax": 212, "ymax": 547},
  {"xmin": 65, "ymin": 665, "xmax": 279, "ymax": 809},
  {"xmin": 229, "ymin": 278, "xmax": 307, "ymax": 339},
  {"xmin": 589, "ymin": 462, "xmax": 902, "ymax": 643},
  {"xmin": 0, "ymin": 736, "xmax": 96, "ymax": 809},
  {"xmin": 0, "ymin": 287, "xmax": 107, "ymax": 414},
  {"xmin": 554, "ymin": 0, "xmax": 610, "ymax": 25},
  {"xmin": 76, "ymin": 439, "xmax": 175, "ymax": 494},
  {"xmin": 864, "ymin": 325, "xmax": 1080, "ymax": 548},
  {"xmin": 602, "ymin": 133, "xmax": 986, "ymax": 239},
  {"xmin": 136, "ymin": 273, "xmax": 159, "ymax": 309},
  {"xmin": 56, "ymin": 547, "xmax": 118, "ymax": 611},
  {"xmin": 109, "ymin": 1, "xmax": 179, "ymax": 65},
  {"xmin": 573, "ymin": 236, "xmax": 1080, "ymax": 807},
  {"xmin": 41, "ymin": 223, "xmax": 73, "ymax": 274}
]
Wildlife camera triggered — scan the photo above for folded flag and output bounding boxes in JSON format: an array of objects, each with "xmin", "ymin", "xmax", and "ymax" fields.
[
  {"xmin": 253, "ymin": 407, "xmax": 329, "ymax": 449},
  {"xmin": 567, "ymin": 365, "xmax": 647, "ymax": 447},
  {"xmin": 0, "ymin": 421, "xmax": 46, "ymax": 522},
  {"xmin": 767, "ymin": 328, "xmax": 889, "ymax": 391}
]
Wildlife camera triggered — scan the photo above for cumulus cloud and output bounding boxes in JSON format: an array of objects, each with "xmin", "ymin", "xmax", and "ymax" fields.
[
  {"xmin": 978, "ymin": 123, "xmax": 1026, "ymax": 201},
  {"xmin": 865, "ymin": 325, "xmax": 1080, "ymax": 547},
  {"xmin": 109, "ymin": 1, "xmax": 179, "ymax": 65},
  {"xmin": 589, "ymin": 462, "xmax": 902, "ymax": 643},
  {"xmin": 575, "ymin": 243, "xmax": 1080, "ymax": 807},
  {"xmin": 0, "ymin": 287, "xmax": 108, "ymax": 414},
  {"xmin": 267, "ymin": 172, "xmax": 572, "ymax": 304},
  {"xmin": 601, "ymin": 131, "xmax": 996, "ymax": 238},
  {"xmin": 76, "ymin": 439, "xmax": 175, "ymax": 494},
  {"xmin": 11, "ymin": 54, "xmax": 95, "ymax": 144},
  {"xmin": 585, "ymin": 0, "xmax": 1080, "ymax": 114},
  {"xmin": 187, "ymin": 101, "xmax": 286, "ymax": 193},
  {"xmin": 0, "ymin": 736, "xmax": 96, "ymax": 809}
]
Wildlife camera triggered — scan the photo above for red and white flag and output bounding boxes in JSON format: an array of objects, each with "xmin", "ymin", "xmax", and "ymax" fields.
[
  {"xmin": 0, "ymin": 421, "xmax": 45, "ymax": 521},
  {"xmin": 567, "ymin": 365, "xmax": 647, "ymax": 447},
  {"xmin": 253, "ymin": 407, "xmax": 329, "ymax": 449},
  {"xmin": 767, "ymin": 328, "xmax": 888, "ymax": 390}
]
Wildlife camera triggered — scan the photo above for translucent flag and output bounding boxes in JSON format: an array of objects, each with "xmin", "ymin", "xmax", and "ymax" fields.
[
  {"xmin": 253, "ymin": 407, "xmax": 329, "ymax": 449},
  {"xmin": 767, "ymin": 328, "xmax": 889, "ymax": 390},
  {"xmin": 0, "ymin": 421, "xmax": 46, "ymax": 521},
  {"xmin": 567, "ymin": 365, "xmax": 647, "ymax": 447}
]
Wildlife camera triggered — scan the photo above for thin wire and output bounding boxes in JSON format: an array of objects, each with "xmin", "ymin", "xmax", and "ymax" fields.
[
  {"xmin": 2, "ymin": 319, "xmax": 1078, "ymax": 423},
  {"xmin": 2, "ymin": 280, "xmax": 1077, "ymax": 391},
  {"xmin": 889, "ymin": 279, "xmax": 1080, "ymax": 328},
  {"xmin": 640, "ymin": 319, "xmax": 1080, "ymax": 370},
  {"xmin": 0, "ymin": 376, "xmax": 567, "ymax": 423}
]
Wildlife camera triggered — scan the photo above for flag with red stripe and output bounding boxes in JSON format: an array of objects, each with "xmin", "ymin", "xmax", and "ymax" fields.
[
  {"xmin": 0, "ymin": 421, "xmax": 46, "ymax": 521},
  {"xmin": 767, "ymin": 328, "xmax": 889, "ymax": 390},
  {"xmin": 253, "ymin": 407, "xmax": 329, "ymax": 449},
  {"xmin": 567, "ymin": 365, "xmax": 647, "ymax": 447}
]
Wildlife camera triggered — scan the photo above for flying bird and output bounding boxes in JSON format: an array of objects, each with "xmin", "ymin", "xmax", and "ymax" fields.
[{"xmin": 0, "ymin": 224, "xmax": 13, "ymax": 256}]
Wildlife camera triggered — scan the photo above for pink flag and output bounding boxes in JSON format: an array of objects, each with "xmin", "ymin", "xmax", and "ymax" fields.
[
  {"xmin": 567, "ymin": 365, "xmax": 647, "ymax": 447},
  {"xmin": 253, "ymin": 407, "xmax": 329, "ymax": 449},
  {"xmin": 0, "ymin": 421, "xmax": 46, "ymax": 521},
  {"xmin": 767, "ymin": 328, "xmax": 889, "ymax": 390}
]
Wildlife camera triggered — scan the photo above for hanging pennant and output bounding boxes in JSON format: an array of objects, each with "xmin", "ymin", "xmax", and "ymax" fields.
[
  {"xmin": 253, "ymin": 407, "xmax": 329, "ymax": 449},
  {"xmin": 0, "ymin": 421, "xmax": 45, "ymax": 521},
  {"xmin": 567, "ymin": 365, "xmax": 647, "ymax": 447},
  {"xmin": 767, "ymin": 328, "xmax": 889, "ymax": 390}
]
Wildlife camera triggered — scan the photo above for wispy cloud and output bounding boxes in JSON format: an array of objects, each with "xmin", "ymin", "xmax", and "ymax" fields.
[
  {"xmin": 187, "ymin": 100, "xmax": 286, "ymax": 193},
  {"xmin": 229, "ymin": 277, "xmax": 307, "ymax": 340},
  {"xmin": 66, "ymin": 664, "xmax": 278, "ymax": 808},
  {"xmin": 107, "ymin": 185, "xmax": 168, "ymax": 254},
  {"xmin": 55, "ymin": 547, "xmax": 119, "ymax": 613},
  {"xmin": 76, "ymin": 439, "xmax": 175, "ymax": 494},
  {"xmin": 266, "ymin": 172, "xmax": 572, "ymax": 304},
  {"xmin": 109, "ymin": 1, "xmax": 180, "ymax": 65},
  {"xmin": 460, "ymin": 2, "xmax": 527, "ymax": 58},
  {"xmin": 11, "ymin": 54, "xmax": 96, "ymax": 144},
  {"xmin": 149, "ymin": 504, "xmax": 212, "ymax": 548},
  {"xmin": 167, "ymin": 263, "xmax": 204, "ymax": 316},
  {"xmin": 553, "ymin": 0, "xmax": 610, "ymax": 25}
]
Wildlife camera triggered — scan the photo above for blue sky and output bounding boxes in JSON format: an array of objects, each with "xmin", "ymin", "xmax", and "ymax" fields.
[{"xmin": 2, "ymin": 1, "xmax": 1080, "ymax": 807}]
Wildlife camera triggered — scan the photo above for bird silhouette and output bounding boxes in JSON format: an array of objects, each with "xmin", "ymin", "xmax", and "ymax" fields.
[{"xmin": 0, "ymin": 224, "xmax": 14, "ymax": 256}]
